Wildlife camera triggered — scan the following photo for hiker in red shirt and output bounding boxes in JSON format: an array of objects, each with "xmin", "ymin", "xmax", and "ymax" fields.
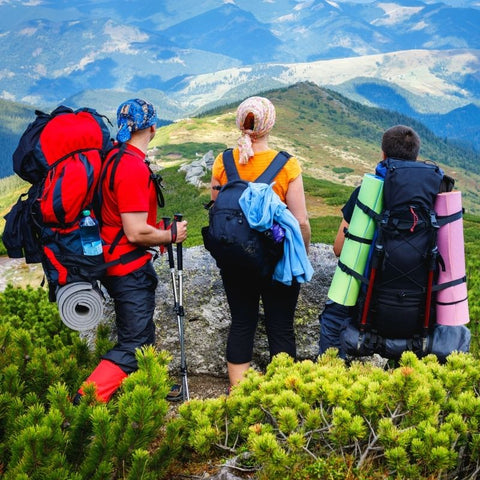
[{"xmin": 74, "ymin": 98, "xmax": 187, "ymax": 404}]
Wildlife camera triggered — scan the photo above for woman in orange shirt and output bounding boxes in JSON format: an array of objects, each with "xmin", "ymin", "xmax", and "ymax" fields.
[{"xmin": 210, "ymin": 96, "xmax": 311, "ymax": 387}]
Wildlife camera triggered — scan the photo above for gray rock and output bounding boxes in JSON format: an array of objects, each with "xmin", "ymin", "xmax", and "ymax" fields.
[
  {"xmin": 208, "ymin": 452, "xmax": 257, "ymax": 480},
  {"xmin": 178, "ymin": 150, "xmax": 215, "ymax": 187},
  {"xmin": 153, "ymin": 243, "xmax": 337, "ymax": 378}
]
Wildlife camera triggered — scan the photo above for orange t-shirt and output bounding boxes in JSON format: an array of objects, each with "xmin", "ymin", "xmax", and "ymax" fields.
[{"xmin": 212, "ymin": 148, "xmax": 301, "ymax": 203}]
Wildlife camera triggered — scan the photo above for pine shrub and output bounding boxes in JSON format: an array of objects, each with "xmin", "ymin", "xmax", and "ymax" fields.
[
  {"xmin": 169, "ymin": 351, "xmax": 480, "ymax": 479},
  {"xmin": 2, "ymin": 283, "xmax": 480, "ymax": 479},
  {"xmin": 0, "ymin": 285, "xmax": 175, "ymax": 479}
]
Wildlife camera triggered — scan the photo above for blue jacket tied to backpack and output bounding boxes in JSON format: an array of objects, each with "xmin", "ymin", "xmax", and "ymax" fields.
[{"xmin": 239, "ymin": 182, "xmax": 313, "ymax": 285}]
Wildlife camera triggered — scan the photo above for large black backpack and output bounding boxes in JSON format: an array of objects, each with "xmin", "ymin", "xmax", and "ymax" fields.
[
  {"xmin": 353, "ymin": 159, "xmax": 461, "ymax": 348},
  {"xmin": 202, "ymin": 148, "xmax": 290, "ymax": 277}
]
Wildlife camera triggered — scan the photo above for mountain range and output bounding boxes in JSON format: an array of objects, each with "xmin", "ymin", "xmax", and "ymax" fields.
[{"xmin": 0, "ymin": 0, "xmax": 479, "ymax": 150}]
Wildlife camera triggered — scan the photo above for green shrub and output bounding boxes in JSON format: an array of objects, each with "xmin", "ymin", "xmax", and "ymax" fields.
[
  {"xmin": 169, "ymin": 351, "xmax": 480, "ymax": 479},
  {"xmin": 0, "ymin": 286, "xmax": 176, "ymax": 479},
  {"xmin": 332, "ymin": 166, "xmax": 354, "ymax": 174}
]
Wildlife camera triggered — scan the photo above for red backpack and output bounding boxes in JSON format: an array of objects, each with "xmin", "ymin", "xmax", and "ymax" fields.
[{"xmin": 3, "ymin": 106, "xmax": 113, "ymax": 300}]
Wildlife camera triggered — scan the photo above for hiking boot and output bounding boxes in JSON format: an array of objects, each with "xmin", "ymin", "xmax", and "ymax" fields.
[{"xmin": 166, "ymin": 384, "xmax": 183, "ymax": 402}]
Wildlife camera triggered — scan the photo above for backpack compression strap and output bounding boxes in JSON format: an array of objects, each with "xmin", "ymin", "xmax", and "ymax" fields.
[{"xmin": 222, "ymin": 148, "xmax": 291, "ymax": 184}]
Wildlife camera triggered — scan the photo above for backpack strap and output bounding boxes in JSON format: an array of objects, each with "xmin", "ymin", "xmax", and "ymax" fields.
[
  {"xmin": 255, "ymin": 151, "xmax": 291, "ymax": 184},
  {"xmin": 437, "ymin": 209, "xmax": 463, "ymax": 227},
  {"xmin": 222, "ymin": 148, "xmax": 240, "ymax": 182},
  {"xmin": 108, "ymin": 142, "xmax": 128, "ymax": 191},
  {"xmin": 355, "ymin": 198, "xmax": 383, "ymax": 223},
  {"xmin": 146, "ymin": 159, "xmax": 165, "ymax": 208},
  {"xmin": 336, "ymin": 259, "xmax": 370, "ymax": 285},
  {"xmin": 87, "ymin": 246, "xmax": 151, "ymax": 275},
  {"xmin": 222, "ymin": 148, "xmax": 292, "ymax": 184}
]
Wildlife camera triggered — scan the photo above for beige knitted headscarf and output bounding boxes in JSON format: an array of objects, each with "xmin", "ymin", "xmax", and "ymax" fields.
[{"xmin": 235, "ymin": 96, "xmax": 276, "ymax": 164}]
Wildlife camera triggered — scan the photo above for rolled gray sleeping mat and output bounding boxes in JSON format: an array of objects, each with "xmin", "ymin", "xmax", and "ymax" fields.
[{"xmin": 56, "ymin": 282, "xmax": 104, "ymax": 331}]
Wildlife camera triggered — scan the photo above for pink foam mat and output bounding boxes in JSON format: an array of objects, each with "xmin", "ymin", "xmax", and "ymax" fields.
[{"xmin": 435, "ymin": 191, "xmax": 469, "ymax": 326}]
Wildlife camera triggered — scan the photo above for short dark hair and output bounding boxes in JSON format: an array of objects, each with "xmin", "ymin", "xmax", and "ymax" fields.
[{"xmin": 381, "ymin": 125, "xmax": 420, "ymax": 161}]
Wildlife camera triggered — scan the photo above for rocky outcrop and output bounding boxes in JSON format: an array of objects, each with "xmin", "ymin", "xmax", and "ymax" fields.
[
  {"xmin": 153, "ymin": 243, "xmax": 337, "ymax": 378},
  {"xmin": 178, "ymin": 150, "xmax": 215, "ymax": 188}
]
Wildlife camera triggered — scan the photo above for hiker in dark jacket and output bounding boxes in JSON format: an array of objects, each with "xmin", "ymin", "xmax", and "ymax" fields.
[
  {"xmin": 74, "ymin": 98, "xmax": 187, "ymax": 404},
  {"xmin": 319, "ymin": 125, "xmax": 422, "ymax": 358}
]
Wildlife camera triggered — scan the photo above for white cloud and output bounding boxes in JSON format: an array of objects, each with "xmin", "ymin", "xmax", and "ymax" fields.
[
  {"xmin": 294, "ymin": 26, "xmax": 309, "ymax": 35},
  {"xmin": 1, "ymin": 0, "xmax": 41, "ymax": 3}
]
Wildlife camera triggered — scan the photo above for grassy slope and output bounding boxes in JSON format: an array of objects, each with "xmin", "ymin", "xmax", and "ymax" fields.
[{"xmin": 152, "ymin": 82, "xmax": 480, "ymax": 215}]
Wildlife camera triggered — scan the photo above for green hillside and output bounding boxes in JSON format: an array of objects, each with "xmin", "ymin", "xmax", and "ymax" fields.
[
  {"xmin": 152, "ymin": 82, "xmax": 480, "ymax": 215},
  {"xmin": 0, "ymin": 99, "xmax": 37, "ymax": 178}
]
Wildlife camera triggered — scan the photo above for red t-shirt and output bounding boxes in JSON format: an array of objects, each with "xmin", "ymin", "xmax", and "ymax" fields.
[{"xmin": 100, "ymin": 144, "xmax": 158, "ymax": 276}]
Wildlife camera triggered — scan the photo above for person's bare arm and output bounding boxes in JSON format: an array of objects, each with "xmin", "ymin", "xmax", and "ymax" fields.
[
  {"xmin": 285, "ymin": 175, "xmax": 311, "ymax": 252},
  {"xmin": 120, "ymin": 212, "xmax": 187, "ymax": 246},
  {"xmin": 333, "ymin": 218, "xmax": 348, "ymax": 257}
]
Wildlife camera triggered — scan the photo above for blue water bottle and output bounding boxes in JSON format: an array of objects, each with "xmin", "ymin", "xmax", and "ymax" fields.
[{"xmin": 79, "ymin": 210, "xmax": 103, "ymax": 256}]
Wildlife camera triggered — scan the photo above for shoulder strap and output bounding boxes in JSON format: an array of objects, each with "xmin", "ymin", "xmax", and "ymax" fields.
[
  {"xmin": 109, "ymin": 143, "xmax": 128, "ymax": 191},
  {"xmin": 94, "ymin": 143, "xmax": 127, "ymax": 246},
  {"xmin": 222, "ymin": 148, "xmax": 240, "ymax": 182},
  {"xmin": 146, "ymin": 160, "xmax": 165, "ymax": 208},
  {"xmin": 255, "ymin": 151, "xmax": 291, "ymax": 184},
  {"xmin": 222, "ymin": 149, "xmax": 291, "ymax": 184}
]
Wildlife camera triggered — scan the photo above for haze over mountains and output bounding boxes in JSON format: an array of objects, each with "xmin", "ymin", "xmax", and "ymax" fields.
[{"xmin": 0, "ymin": 0, "xmax": 479, "ymax": 150}]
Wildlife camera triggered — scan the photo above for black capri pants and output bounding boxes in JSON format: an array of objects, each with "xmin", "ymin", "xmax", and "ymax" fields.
[{"xmin": 221, "ymin": 269, "xmax": 300, "ymax": 364}]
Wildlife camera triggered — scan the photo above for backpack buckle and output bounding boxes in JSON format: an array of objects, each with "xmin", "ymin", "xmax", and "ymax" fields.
[{"xmin": 429, "ymin": 210, "xmax": 440, "ymax": 229}]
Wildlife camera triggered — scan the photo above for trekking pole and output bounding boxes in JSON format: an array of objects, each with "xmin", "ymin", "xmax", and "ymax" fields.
[
  {"xmin": 162, "ymin": 216, "xmax": 184, "ymax": 401},
  {"xmin": 423, "ymin": 245, "xmax": 438, "ymax": 352},
  {"xmin": 162, "ymin": 217, "xmax": 178, "ymax": 310},
  {"xmin": 174, "ymin": 213, "xmax": 189, "ymax": 401},
  {"xmin": 358, "ymin": 242, "xmax": 383, "ymax": 351}
]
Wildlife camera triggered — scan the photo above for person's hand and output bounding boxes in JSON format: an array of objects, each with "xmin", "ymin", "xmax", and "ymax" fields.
[{"xmin": 172, "ymin": 220, "xmax": 188, "ymax": 243}]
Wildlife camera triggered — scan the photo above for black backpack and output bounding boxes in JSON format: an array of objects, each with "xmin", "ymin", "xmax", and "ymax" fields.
[
  {"xmin": 202, "ymin": 148, "xmax": 290, "ymax": 277},
  {"xmin": 349, "ymin": 159, "xmax": 462, "ymax": 350}
]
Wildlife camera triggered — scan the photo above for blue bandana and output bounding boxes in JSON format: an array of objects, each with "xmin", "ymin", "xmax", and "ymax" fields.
[{"xmin": 116, "ymin": 98, "xmax": 157, "ymax": 142}]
